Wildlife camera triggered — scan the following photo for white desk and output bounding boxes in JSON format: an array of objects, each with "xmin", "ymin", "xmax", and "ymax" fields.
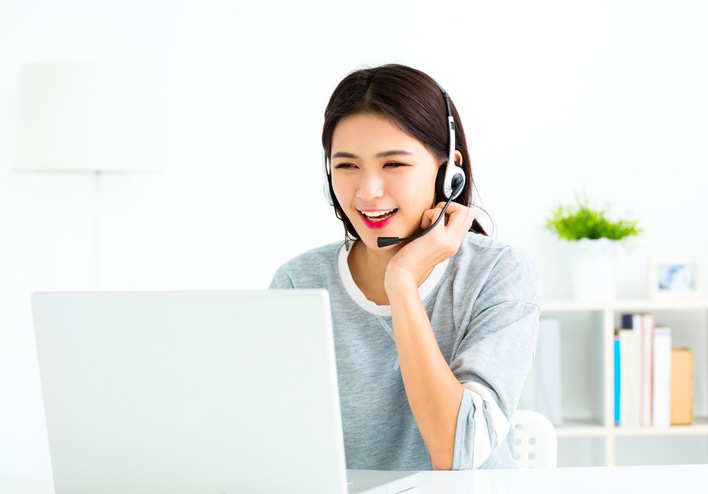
[
  {"xmin": 414, "ymin": 464, "xmax": 708, "ymax": 494},
  {"xmin": 3, "ymin": 464, "xmax": 707, "ymax": 493}
]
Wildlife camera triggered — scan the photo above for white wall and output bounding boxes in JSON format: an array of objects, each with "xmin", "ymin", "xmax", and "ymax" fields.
[{"xmin": 2, "ymin": 0, "xmax": 708, "ymax": 484}]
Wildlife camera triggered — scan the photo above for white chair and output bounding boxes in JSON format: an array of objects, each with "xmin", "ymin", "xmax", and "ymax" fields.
[{"xmin": 512, "ymin": 410, "xmax": 558, "ymax": 468}]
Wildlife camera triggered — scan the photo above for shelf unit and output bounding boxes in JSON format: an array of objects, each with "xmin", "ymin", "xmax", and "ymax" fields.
[{"xmin": 540, "ymin": 299, "xmax": 708, "ymax": 467}]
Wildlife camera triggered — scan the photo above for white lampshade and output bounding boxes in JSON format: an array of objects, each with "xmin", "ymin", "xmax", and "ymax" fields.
[{"xmin": 15, "ymin": 62, "xmax": 162, "ymax": 173}]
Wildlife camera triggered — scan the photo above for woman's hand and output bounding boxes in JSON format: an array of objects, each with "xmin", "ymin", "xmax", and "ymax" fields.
[
  {"xmin": 383, "ymin": 201, "xmax": 474, "ymax": 469},
  {"xmin": 384, "ymin": 202, "xmax": 476, "ymax": 295}
]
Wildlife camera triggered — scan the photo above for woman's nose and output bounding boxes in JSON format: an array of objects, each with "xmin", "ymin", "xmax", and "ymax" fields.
[{"xmin": 356, "ymin": 172, "xmax": 385, "ymax": 201}]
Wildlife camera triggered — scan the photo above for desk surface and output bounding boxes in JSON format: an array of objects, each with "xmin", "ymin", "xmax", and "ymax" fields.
[
  {"xmin": 3, "ymin": 464, "xmax": 707, "ymax": 493},
  {"xmin": 415, "ymin": 464, "xmax": 708, "ymax": 494}
]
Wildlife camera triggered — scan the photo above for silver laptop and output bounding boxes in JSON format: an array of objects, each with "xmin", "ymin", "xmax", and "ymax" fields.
[{"xmin": 31, "ymin": 290, "xmax": 419, "ymax": 494}]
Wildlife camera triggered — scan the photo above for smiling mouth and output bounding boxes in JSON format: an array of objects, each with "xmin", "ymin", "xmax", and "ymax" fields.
[
  {"xmin": 357, "ymin": 209, "xmax": 398, "ymax": 229},
  {"xmin": 358, "ymin": 209, "xmax": 398, "ymax": 221}
]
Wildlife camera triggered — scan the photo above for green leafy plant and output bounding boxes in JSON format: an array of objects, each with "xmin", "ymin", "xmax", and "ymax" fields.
[{"xmin": 546, "ymin": 196, "xmax": 641, "ymax": 241}]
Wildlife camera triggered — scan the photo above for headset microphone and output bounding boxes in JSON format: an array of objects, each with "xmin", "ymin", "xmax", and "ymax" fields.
[{"xmin": 376, "ymin": 177, "xmax": 463, "ymax": 248}]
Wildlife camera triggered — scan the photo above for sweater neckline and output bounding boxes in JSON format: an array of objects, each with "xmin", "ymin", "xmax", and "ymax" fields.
[{"xmin": 337, "ymin": 243, "xmax": 449, "ymax": 316}]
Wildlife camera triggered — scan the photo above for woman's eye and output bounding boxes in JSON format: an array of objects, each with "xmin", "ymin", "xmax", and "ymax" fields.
[
  {"xmin": 384, "ymin": 162, "xmax": 407, "ymax": 168},
  {"xmin": 334, "ymin": 163, "xmax": 356, "ymax": 170}
]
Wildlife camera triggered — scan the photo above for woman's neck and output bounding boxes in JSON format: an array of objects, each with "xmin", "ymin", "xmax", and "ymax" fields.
[
  {"xmin": 347, "ymin": 240, "xmax": 438, "ymax": 306},
  {"xmin": 347, "ymin": 240, "xmax": 399, "ymax": 306}
]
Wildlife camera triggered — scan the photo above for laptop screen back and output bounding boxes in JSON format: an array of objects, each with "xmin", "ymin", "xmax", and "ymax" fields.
[{"xmin": 32, "ymin": 290, "xmax": 347, "ymax": 494}]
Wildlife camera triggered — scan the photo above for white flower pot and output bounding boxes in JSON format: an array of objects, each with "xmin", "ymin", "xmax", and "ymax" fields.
[{"xmin": 570, "ymin": 238, "xmax": 619, "ymax": 301}]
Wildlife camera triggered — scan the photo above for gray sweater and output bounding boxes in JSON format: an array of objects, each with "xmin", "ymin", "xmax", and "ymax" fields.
[{"xmin": 269, "ymin": 233, "xmax": 540, "ymax": 470}]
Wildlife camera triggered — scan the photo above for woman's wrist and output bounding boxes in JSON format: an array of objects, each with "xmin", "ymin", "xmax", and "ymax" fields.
[{"xmin": 384, "ymin": 264, "xmax": 419, "ymax": 300}]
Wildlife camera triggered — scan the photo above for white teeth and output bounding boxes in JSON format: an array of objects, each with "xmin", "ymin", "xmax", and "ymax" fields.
[{"xmin": 361, "ymin": 209, "xmax": 396, "ymax": 218}]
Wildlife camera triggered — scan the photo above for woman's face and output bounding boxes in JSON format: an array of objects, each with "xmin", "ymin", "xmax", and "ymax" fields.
[{"xmin": 330, "ymin": 112, "xmax": 442, "ymax": 250}]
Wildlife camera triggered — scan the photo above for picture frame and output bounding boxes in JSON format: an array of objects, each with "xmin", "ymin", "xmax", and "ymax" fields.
[{"xmin": 648, "ymin": 256, "xmax": 705, "ymax": 298}]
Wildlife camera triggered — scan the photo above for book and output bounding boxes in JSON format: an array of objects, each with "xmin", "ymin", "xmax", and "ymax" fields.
[
  {"xmin": 618, "ymin": 327, "xmax": 638, "ymax": 427},
  {"xmin": 640, "ymin": 314, "xmax": 655, "ymax": 427},
  {"xmin": 670, "ymin": 347, "xmax": 693, "ymax": 425},
  {"xmin": 619, "ymin": 313, "xmax": 655, "ymax": 427},
  {"xmin": 614, "ymin": 333, "xmax": 620, "ymax": 426},
  {"xmin": 652, "ymin": 327, "xmax": 672, "ymax": 427}
]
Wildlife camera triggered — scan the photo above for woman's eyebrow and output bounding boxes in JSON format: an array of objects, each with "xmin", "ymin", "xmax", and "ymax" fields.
[{"xmin": 331, "ymin": 150, "xmax": 415, "ymax": 159}]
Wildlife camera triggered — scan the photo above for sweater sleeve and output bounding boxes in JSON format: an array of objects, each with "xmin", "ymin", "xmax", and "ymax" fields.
[
  {"xmin": 449, "ymin": 248, "xmax": 541, "ymax": 470},
  {"xmin": 269, "ymin": 265, "xmax": 295, "ymax": 289}
]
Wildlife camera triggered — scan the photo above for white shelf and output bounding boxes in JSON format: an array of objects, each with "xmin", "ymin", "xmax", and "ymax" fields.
[
  {"xmin": 542, "ymin": 298, "xmax": 708, "ymax": 312},
  {"xmin": 612, "ymin": 418, "xmax": 708, "ymax": 437},
  {"xmin": 555, "ymin": 420, "xmax": 606, "ymax": 438},
  {"xmin": 556, "ymin": 419, "xmax": 708, "ymax": 438},
  {"xmin": 538, "ymin": 298, "xmax": 708, "ymax": 466}
]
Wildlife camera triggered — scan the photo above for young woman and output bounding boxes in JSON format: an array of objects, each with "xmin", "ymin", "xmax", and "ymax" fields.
[{"xmin": 270, "ymin": 64, "xmax": 540, "ymax": 471}]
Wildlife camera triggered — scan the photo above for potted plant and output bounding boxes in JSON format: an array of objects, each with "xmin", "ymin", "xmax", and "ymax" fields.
[{"xmin": 546, "ymin": 195, "xmax": 641, "ymax": 300}]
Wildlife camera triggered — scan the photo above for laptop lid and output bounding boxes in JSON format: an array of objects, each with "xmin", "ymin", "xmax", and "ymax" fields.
[{"xmin": 32, "ymin": 290, "xmax": 349, "ymax": 494}]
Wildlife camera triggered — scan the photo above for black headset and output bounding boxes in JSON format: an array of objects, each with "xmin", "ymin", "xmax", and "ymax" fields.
[{"xmin": 323, "ymin": 83, "xmax": 466, "ymax": 247}]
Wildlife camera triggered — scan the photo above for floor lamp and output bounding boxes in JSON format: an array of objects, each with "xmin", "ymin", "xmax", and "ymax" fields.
[{"xmin": 14, "ymin": 62, "xmax": 162, "ymax": 289}]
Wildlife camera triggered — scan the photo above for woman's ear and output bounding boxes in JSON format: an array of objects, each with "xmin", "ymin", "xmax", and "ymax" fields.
[{"xmin": 454, "ymin": 150, "xmax": 463, "ymax": 165}]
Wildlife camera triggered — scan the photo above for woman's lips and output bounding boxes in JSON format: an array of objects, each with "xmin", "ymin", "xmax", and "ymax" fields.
[{"xmin": 358, "ymin": 209, "xmax": 397, "ymax": 229}]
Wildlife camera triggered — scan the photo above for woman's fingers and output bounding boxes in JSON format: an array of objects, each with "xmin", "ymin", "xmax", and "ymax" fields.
[
  {"xmin": 425, "ymin": 202, "xmax": 476, "ymax": 233},
  {"xmin": 390, "ymin": 203, "xmax": 477, "ymax": 285},
  {"xmin": 420, "ymin": 206, "xmax": 442, "ymax": 229}
]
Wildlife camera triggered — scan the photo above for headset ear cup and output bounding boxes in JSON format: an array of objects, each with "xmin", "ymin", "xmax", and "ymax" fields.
[
  {"xmin": 323, "ymin": 179, "xmax": 334, "ymax": 206},
  {"xmin": 434, "ymin": 163, "xmax": 448, "ymax": 204},
  {"xmin": 435, "ymin": 161, "xmax": 466, "ymax": 203},
  {"xmin": 450, "ymin": 161, "xmax": 466, "ymax": 200}
]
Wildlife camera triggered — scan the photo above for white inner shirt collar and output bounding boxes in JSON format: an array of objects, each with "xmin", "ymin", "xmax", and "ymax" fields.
[{"xmin": 337, "ymin": 243, "xmax": 449, "ymax": 317}]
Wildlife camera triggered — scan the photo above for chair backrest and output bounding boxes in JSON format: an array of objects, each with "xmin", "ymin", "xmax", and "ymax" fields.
[{"xmin": 512, "ymin": 410, "xmax": 558, "ymax": 468}]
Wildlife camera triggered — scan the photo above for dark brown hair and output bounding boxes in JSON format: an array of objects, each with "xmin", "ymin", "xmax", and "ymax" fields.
[{"xmin": 322, "ymin": 63, "xmax": 488, "ymax": 240}]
